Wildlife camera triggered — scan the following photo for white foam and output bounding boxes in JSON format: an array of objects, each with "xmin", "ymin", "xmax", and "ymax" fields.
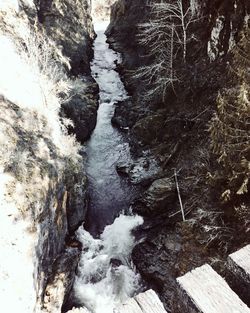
[{"xmin": 73, "ymin": 214, "xmax": 143, "ymax": 313}]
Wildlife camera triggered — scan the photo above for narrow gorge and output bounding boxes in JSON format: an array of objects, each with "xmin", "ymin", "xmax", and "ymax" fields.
[
  {"xmin": 0, "ymin": 0, "xmax": 249, "ymax": 313},
  {"xmin": 63, "ymin": 21, "xmax": 144, "ymax": 313}
]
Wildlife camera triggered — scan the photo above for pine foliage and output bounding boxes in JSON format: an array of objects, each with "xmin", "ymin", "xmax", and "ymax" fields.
[{"xmin": 209, "ymin": 28, "xmax": 250, "ymax": 202}]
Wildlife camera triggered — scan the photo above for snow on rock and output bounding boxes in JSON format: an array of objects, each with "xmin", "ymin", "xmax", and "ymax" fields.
[
  {"xmin": 207, "ymin": 16, "xmax": 225, "ymax": 61},
  {"xmin": 0, "ymin": 1, "xmax": 93, "ymax": 311},
  {"xmin": 0, "ymin": 172, "xmax": 37, "ymax": 312}
]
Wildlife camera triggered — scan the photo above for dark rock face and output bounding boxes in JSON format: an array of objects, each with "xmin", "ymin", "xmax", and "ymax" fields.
[
  {"xmin": 106, "ymin": 0, "xmax": 148, "ymax": 68},
  {"xmin": 204, "ymin": 0, "xmax": 250, "ymax": 60},
  {"xmin": 132, "ymin": 226, "xmax": 210, "ymax": 309},
  {"xmin": 66, "ymin": 167, "xmax": 89, "ymax": 234},
  {"xmin": 43, "ymin": 248, "xmax": 80, "ymax": 312},
  {"xmin": 134, "ymin": 178, "xmax": 177, "ymax": 216},
  {"xmin": 107, "ymin": 0, "xmax": 250, "ymax": 311},
  {"xmin": 62, "ymin": 77, "xmax": 99, "ymax": 144},
  {"xmin": 37, "ymin": 0, "xmax": 95, "ymax": 75},
  {"xmin": 111, "ymin": 99, "xmax": 149, "ymax": 137},
  {"xmin": 116, "ymin": 156, "xmax": 162, "ymax": 187},
  {"xmin": 116, "ymin": 161, "xmax": 131, "ymax": 176},
  {"xmin": 35, "ymin": 182, "xmax": 69, "ymax": 306},
  {"xmin": 34, "ymin": 1, "xmax": 99, "ymax": 145},
  {"xmin": 107, "ymin": 0, "xmax": 249, "ymax": 65}
]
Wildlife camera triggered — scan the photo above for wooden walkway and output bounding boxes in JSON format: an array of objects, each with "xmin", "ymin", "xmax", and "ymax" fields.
[
  {"xmin": 176, "ymin": 245, "xmax": 250, "ymax": 313},
  {"xmin": 227, "ymin": 244, "xmax": 250, "ymax": 306},
  {"xmin": 68, "ymin": 290, "xmax": 167, "ymax": 313},
  {"xmin": 228, "ymin": 244, "xmax": 250, "ymax": 284},
  {"xmin": 116, "ymin": 289, "xmax": 167, "ymax": 313}
]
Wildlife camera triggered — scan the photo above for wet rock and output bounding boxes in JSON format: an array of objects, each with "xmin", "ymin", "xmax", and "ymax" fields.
[
  {"xmin": 111, "ymin": 99, "xmax": 138, "ymax": 130},
  {"xmin": 132, "ymin": 227, "xmax": 210, "ymax": 309},
  {"xmin": 116, "ymin": 156, "xmax": 163, "ymax": 186},
  {"xmin": 66, "ymin": 170, "xmax": 89, "ymax": 234},
  {"xmin": 62, "ymin": 79, "xmax": 99, "ymax": 143},
  {"xmin": 131, "ymin": 114, "xmax": 165, "ymax": 146},
  {"xmin": 128, "ymin": 157, "xmax": 161, "ymax": 186},
  {"xmin": 134, "ymin": 177, "xmax": 176, "ymax": 216},
  {"xmin": 43, "ymin": 248, "xmax": 80, "ymax": 313},
  {"xmin": 132, "ymin": 233, "xmax": 179, "ymax": 294},
  {"xmin": 110, "ymin": 258, "xmax": 123, "ymax": 268},
  {"xmin": 116, "ymin": 161, "xmax": 131, "ymax": 176}
]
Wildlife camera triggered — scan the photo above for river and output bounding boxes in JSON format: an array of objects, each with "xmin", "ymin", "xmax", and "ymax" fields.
[
  {"xmin": 69, "ymin": 22, "xmax": 144, "ymax": 313},
  {"xmin": 84, "ymin": 21, "xmax": 139, "ymax": 237}
]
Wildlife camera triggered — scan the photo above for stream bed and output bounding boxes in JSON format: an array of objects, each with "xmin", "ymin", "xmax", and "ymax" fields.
[{"xmin": 69, "ymin": 22, "xmax": 144, "ymax": 313}]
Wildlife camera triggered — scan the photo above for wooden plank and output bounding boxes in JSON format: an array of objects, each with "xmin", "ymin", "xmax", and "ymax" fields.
[
  {"xmin": 116, "ymin": 298, "xmax": 143, "ymax": 313},
  {"xmin": 229, "ymin": 245, "xmax": 250, "ymax": 280},
  {"xmin": 227, "ymin": 245, "xmax": 250, "ymax": 306},
  {"xmin": 177, "ymin": 264, "xmax": 250, "ymax": 313},
  {"xmin": 135, "ymin": 289, "xmax": 167, "ymax": 313},
  {"xmin": 116, "ymin": 289, "xmax": 167, "ymax": 313}
]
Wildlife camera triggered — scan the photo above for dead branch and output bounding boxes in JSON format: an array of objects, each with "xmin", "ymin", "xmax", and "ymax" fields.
[{"xmin": 174, "ymin": 168, "xmax": 186, "ymax": 221}]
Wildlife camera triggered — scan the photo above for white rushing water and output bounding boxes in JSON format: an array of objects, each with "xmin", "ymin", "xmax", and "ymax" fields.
[
  {"xmin": 71, "ymin": 22, "xmax": 144, "ymax": 313},
  {"xmin": 73, "ymin": 214, "xmax": 143, "ymax": 313}
]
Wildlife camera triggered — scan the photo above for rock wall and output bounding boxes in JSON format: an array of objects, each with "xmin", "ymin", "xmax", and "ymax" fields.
[
  {"xmin": 107, "ymin": 0, "xmax": 250, "ymax": 311},
  {"xmin": 0, "ymin": 0, "xmax": 97, "ymax": 311},
  {"xmin": 107, "ymin": 0, "xmax": 249, "ymax": 66},
  {"xmin": 106, "ymin": 0, "xmax": 148, "ymax": 74},
  {"xmin": 36, "ymin": 0, "xmax": 95, "ymax": 74},
  {"xmin": 34, "ymin": 0, "xmax": 99, "ymax": 143}
]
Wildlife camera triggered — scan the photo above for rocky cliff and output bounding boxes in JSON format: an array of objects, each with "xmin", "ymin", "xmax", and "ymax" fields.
[
  {"xmin": 0, "ymin": 1, "xmax": 97, "ymax": 311},
  {"xmin": 107, "ymin": 0, "xmax": 250, "ymax": 311}
]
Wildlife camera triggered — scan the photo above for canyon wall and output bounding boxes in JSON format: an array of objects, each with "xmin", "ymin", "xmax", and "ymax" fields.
[
  {"xmin": 107, "ymin": 0, "xmax": 250, "ymax": 311},
  {"xmin": 0, "ymin": 0, "xmax": 97, "ymax": 311}
]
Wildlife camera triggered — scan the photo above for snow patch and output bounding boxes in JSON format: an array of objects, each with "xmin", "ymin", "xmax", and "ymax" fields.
[
  {"xmin": 0, "ymin": 0, "xmax": 19, "ymax": 12},
  {"xmin": 0, "ymin": 172, "xmax": 37, "ymax": 312},
  {"xmin": 207, "ymin": 16, "xmax": 225, "ymax": 61}
]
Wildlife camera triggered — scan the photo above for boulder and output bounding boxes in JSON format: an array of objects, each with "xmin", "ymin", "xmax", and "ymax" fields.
[
  {"xmin": 116, "ymin": 161, "xmax": 132, "ymax": 176},
  {"xmin": 43, "ymin": 248, "xmax": 80, "ymax": 313},
  {"xmin": 134, "ymin": 177, "xmax": 176, "ymax": 216},
  {"xmin": 61, "ymin": 79, "xmax": 99, "ymax": 143},
  {"xmin": 111, "ymin": 99, "xmax": 138, "ymax": 130},
  {"xmin": 145, "ymin": 177, "xmax": 176, "ymax": 210},
  {"xmin": 131, "ymin": 114, "xmax": 165, "ymax": 146}
]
